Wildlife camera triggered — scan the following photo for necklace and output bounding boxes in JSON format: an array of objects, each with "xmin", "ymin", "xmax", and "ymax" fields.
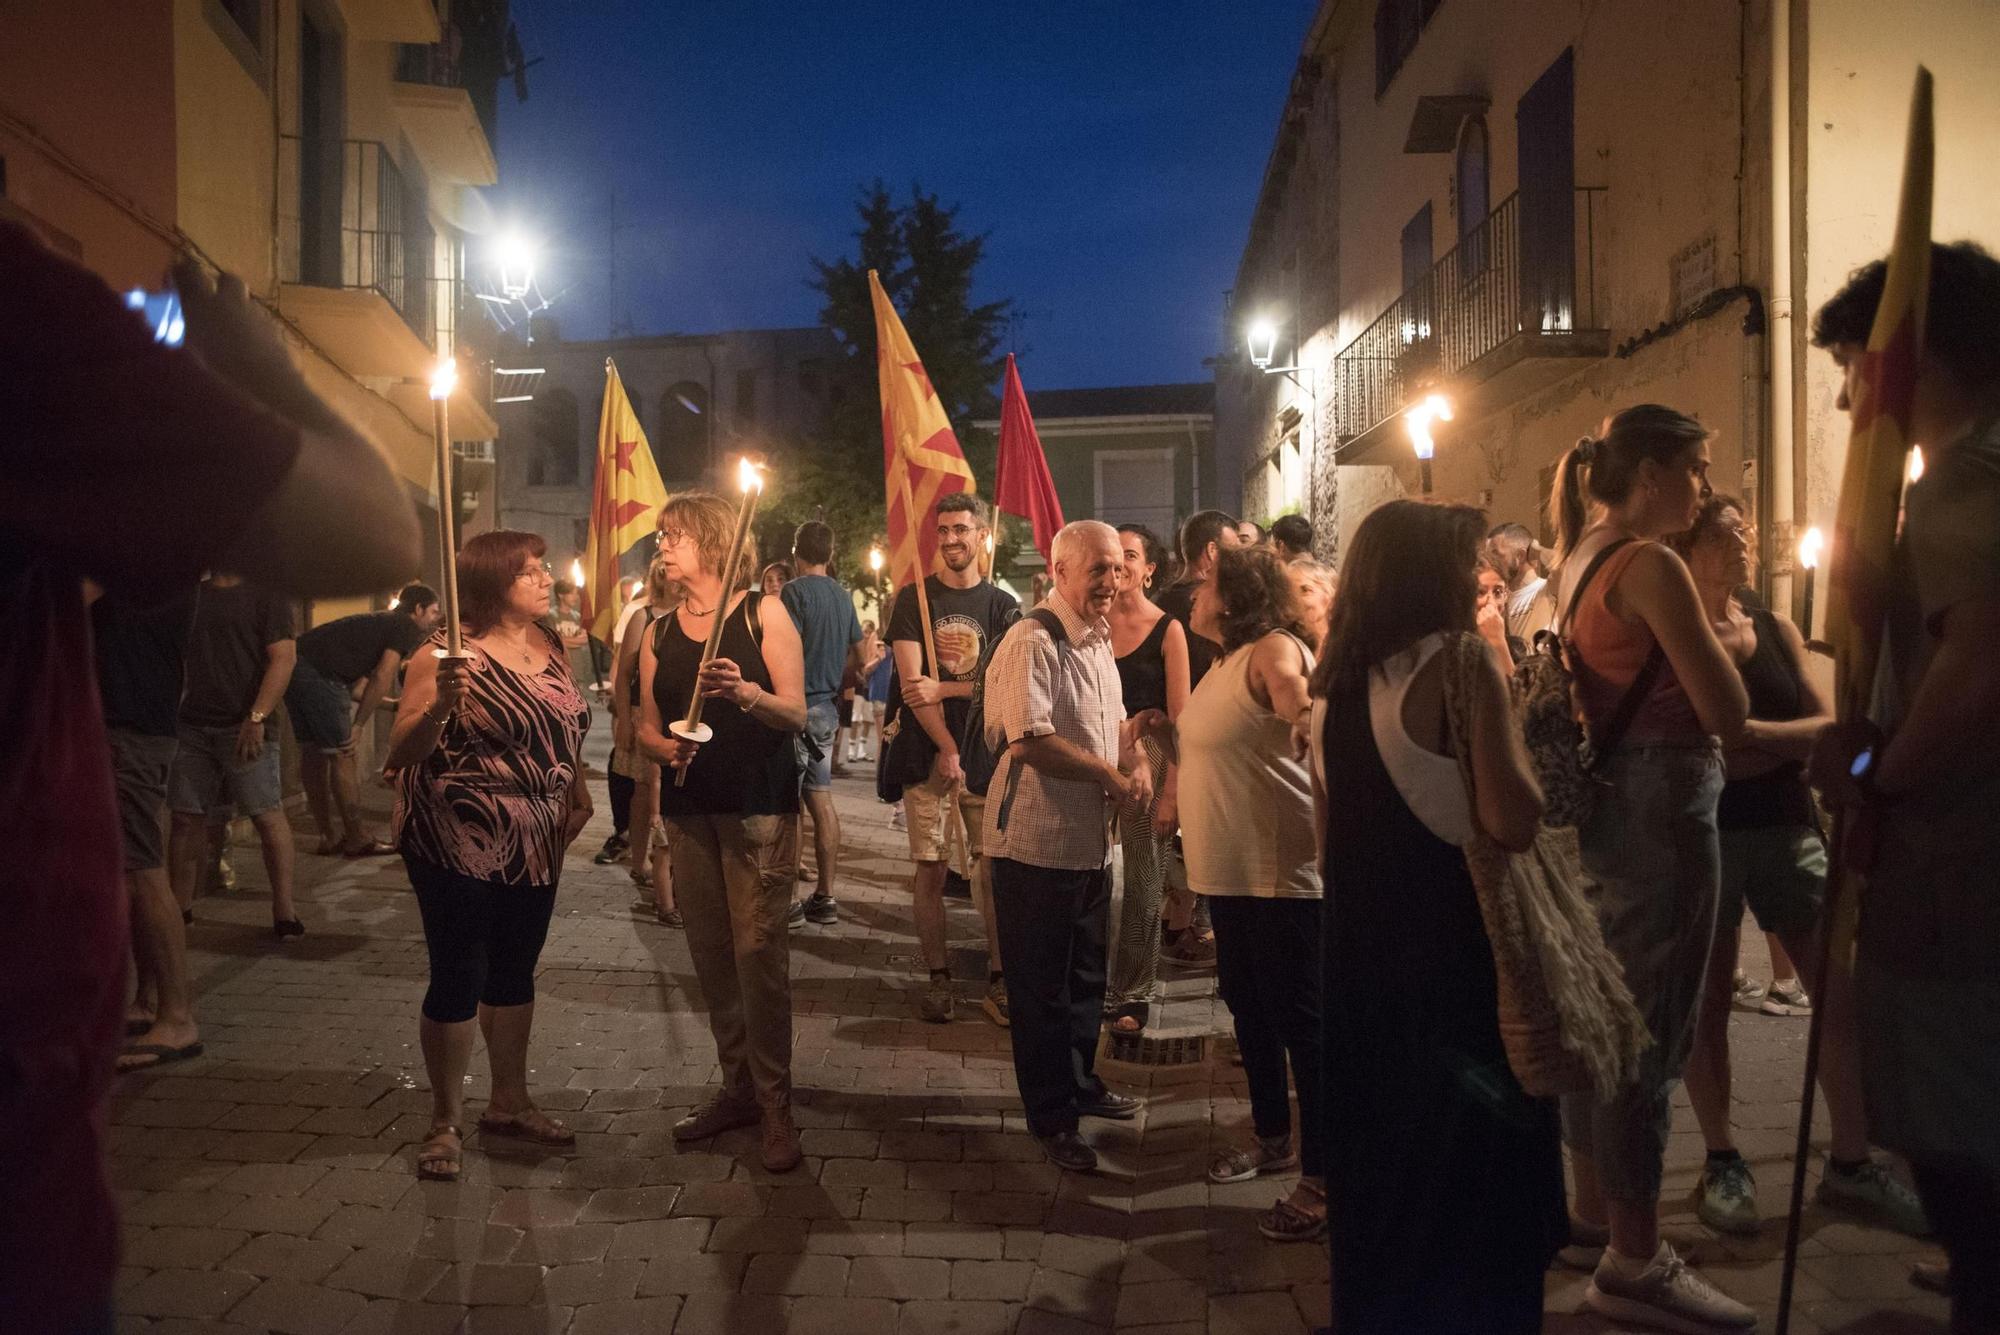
[{"xmin": 480, "ymin": 633, "xmax": 540, "ymax": 671}]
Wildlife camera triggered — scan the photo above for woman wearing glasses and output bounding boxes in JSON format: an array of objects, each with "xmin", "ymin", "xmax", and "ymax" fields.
[
  {"xmin": 639, "ymin": 493, "xmax": 809, "ymax": 1172},
  {"xmin": 387, "ymin": 530, "xmax": 593, "ymax": 1182}
]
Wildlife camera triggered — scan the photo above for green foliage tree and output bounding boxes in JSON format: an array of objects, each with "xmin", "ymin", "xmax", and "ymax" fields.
[{"xmin": 757, "ymin": 182, "xmax": 1010, "ymax": 597}]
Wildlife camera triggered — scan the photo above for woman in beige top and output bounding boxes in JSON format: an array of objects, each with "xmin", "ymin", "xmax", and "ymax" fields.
[{"xmin": 1178, "ymin": 545, "xmax": 1324, "ymax": 1243}]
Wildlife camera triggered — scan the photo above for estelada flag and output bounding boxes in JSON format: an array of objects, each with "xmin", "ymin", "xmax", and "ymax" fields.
[
  {"xmin": 582, "ymin": 358, "xmax": 672, "ymax": 642},
  {"xmin": 872, "ymin": 269, "xmax": 976, "ymax": 589},
  {"xmin": 994, "ymin": 354, "xmax": 1065, "ymax": 564},
  {"xmin": 1824, "ymin": 67, "xmax": 1931, "ymax": 952}
]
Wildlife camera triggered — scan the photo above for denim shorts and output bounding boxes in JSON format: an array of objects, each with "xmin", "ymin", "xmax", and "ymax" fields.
[
  {"xmin": 169, "ymin": 723, "xmax": 283, "ymax": 817},
  {"xmin": 1561, "ymin": 741, "xmax": 1724, "ymax": 1202},
  {"xmin": 800, "ymin": 699, "xmax": 839, "ymax": 792},
  {"xmin": 284, "ymin": 659, "xmax": 353, "ymax": 752}
]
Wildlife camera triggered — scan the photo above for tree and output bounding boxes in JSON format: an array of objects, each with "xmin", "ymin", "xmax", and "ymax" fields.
[{"xmin": 758, "ymin": 183, "xmax": 1010, "ymax": 593}]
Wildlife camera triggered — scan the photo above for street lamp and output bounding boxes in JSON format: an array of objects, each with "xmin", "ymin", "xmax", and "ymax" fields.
[
  {"xmin": 1404, "ymin": 392, "xmax": 1452, "ymax": 495},
  {"xmin": 497, "ymin": 232, "xmax": 539, "ymax": 300},
  {"xmin": 1245, "ymin": 316, "xmax": 1304, "ymax": 389},
  {"xmin": 868, "ymin": 545, "xmax": 886, "ymax": 613}
]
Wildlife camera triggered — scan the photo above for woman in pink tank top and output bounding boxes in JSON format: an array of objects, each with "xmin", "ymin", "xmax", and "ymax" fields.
[{"xmin": 1545, "ymin": 405, "xmax": 1754, "ymax": 1334}]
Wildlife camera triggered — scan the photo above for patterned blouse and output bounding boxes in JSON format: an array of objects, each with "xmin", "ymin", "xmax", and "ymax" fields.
[{"xmin": 394, "ymin": 624, "xmax": 590, "ymax": 886}]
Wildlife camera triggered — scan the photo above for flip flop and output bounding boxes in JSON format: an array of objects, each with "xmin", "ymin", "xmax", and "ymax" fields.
[
  {"xmin": 117, "ymin": 1041, "xmax": 205, "ymax": 1073},
  {"xmin": 416, "ymin": 1123, "xmax": 463, "ymax": 1182},
  {"xmin": 341, "ymin": 839, "xmax": 398, "ymax": 858}
]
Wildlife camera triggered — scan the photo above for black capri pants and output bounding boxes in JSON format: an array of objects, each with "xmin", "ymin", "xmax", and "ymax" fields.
[{"xmin": 407, "ymin": 857, "xmax": 558, "ymax": 1023}]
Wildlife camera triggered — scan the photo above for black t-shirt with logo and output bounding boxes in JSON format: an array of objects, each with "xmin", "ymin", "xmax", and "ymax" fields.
[
  {"xmin": 297, "ymin": 610, "xmax": 425, "ymax": 685},
  {"xmin": 887, "ymin": 575, "xmax": 1019, "ymax": 744},
  {"xmin": 180, "ymin": 581, "xmax": 296, "ymax": 728}
]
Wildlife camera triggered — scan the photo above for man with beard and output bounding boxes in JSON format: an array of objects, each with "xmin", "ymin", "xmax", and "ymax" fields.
[{"xmin": 888, "ymin": 493, "xmax": 1018, "ymax": 1023}]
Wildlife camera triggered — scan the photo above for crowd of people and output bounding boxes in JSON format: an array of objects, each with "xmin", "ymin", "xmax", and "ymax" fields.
[{"xmin": 6, "ymin": 185, "xmax": 1999, "ymax": 1335}]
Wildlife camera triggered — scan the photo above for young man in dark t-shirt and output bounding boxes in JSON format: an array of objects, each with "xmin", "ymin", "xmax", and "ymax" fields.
[
  {"xmin": 0, "ymin": 208, "xmax": 418, "ymax": 1333},
  {"xmin": 169, "ymin": 574, "xmax": 301, "ymax": 935},
  {"xmin": 780, "ymin": 521, "xmax": 863, "ymax": 925},
  {"xmin": 888, "ymin": 493, "xmax": 1019, "ymax": 1025},
  {"xmin": 285, "ymin": 586, "xmax": 441, "ymax": 855}
]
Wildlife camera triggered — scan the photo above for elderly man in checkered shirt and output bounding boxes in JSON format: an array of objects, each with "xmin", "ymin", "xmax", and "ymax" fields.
[{"xmin": 982, "ymin": 520, "xmax": 1157, "ymax": 1172}]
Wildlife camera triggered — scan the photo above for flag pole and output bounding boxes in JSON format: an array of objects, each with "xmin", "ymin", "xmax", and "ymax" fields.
[{"xmin": 1773, "ymin": 66, "xmax": 1932, "ymax": 1335}]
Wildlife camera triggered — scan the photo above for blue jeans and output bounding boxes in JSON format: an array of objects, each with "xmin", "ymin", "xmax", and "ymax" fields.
[{"xmin": 1561, "ymin": 742, "xmax": 1723, "ymax": 1202}]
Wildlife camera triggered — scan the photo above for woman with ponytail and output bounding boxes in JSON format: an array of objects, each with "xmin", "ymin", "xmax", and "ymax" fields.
[{"xmin": 1545, "ymin": 406, "xmax": 1754, "ymax": 1334}]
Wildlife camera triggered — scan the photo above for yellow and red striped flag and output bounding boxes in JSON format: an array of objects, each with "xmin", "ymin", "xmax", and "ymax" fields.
[
  {"xmin": 872, "ymin": 269, "xmax": 976, "ymax": 590},
  {"xmin": 1824, "ymin": 68, "xmax": 1931, "ymax": 957},
  {"xmin": 582, "ymin": 358, "xmax": 672, "ymax": 642}
]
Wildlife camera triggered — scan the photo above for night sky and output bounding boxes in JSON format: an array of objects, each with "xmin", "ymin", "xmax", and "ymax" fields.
[{"xmin": 492, "ymin": 1, "xmax": 1314, "ymax": 390}]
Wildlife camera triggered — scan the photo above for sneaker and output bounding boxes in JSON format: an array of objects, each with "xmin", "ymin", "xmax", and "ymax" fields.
[
  {"xmin": 1817, "ymin": 1157, "xmax": 1933, "ymax": 1237},
  {"xmin": 786, "ymin": 899, "xmax": 806, "ymax": 928},
  {"xmin": 805, "ymin": 893, "xmax": 838, "ymax": 925},
  {"xmin": 592, "ymin": 834, "xmax": 628, "ymax": 865},
  {"xmin": 1208, "ymin": 1134, "xmax": 1298, "ymax": 1184},
  {"xmin": 760, "ymin": 1106, "xmax": 802, "ymax": 1173},
  {"xmin": 1077, "ymin": 1087, "xmax": 1142, "ymax": 1121},
  {"xmin": 1586, "ymin": 1242, "xmax": 1757, "ymax": 1334},
  {"xmin": 1557, "ymin": 1216, "xmax": 1610, "ymax": 1270},
  {"xmin": 673, "ymin": 1094, "xmax": 761, "ymax": 1142},
  {"xmin": 980, "ymin": 979, "xmax": 1010, "ymax": 1028},
  {"xmin": 1731, "ymin": 969, "xmax": 1766, "ymax": 1005},
  {"xmin": 1036, "ymin": 1130, "xmax": 1098, "ymax": 1173},
  {"xmin": 917, "ymin": 975, "xmax": 954, "ymax": 1023},
  {"xmin": 1696, "ymin": 1155, "xmax": 1762, "ymax": 1235},
  {"xmin": 1760, "ymin": 979, "xmax": 1812, "ymax": 1016},
  {"xmin": 215, "ymin": 851, "xmax": 238, "ymax": 892},
  {"xmin": 888, "ymin": 806, "xmax": 907, "ymax": 830}
]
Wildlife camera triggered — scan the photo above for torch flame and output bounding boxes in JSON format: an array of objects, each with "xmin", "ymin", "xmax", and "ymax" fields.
[
  {"xmin": 1405, "ymin": 392, "xmax": 1453, "ymax": 462},
  {"xmin": 569, "ymin": 558, "xmax": 586, "ymax": 589},
  {"xmin": 1908, "ymin": 446, "xmax": 1925, "ymax": 483},
  {"xmin": 429, "ymin": 357, "xmax": 458, "ymax": 401},
  {"xmin": 1798, "ymin": 526, "xmax": 1824, "ymax": 571},
  {"xmin": 738, "ymin": 457, "xmax": 763, "ymax": 493}
]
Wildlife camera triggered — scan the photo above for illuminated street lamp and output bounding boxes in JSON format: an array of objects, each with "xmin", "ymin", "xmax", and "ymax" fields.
[
  {"xmin": 1404, "ymin": 392, "xmax": 1453, "ymax": 495},
  {"xmin": 1245, "ymin": 316, "xmax": 1303, "ymax": 388},
  {"xmin": 497, "ymin": 232, "xmax": 539, "ymax": 300},
  {"xmin": 868, "ymin": 545, "xmax": 887, "ymax": 612}
]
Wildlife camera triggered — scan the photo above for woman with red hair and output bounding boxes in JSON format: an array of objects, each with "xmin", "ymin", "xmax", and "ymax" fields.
[{"xmin": 386, "ymin": 529, "xmax": 593, "ymax": 1182}]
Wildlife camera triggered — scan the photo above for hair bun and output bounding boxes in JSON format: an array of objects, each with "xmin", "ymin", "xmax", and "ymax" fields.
[{"xmin": 1574, "ymin": 435, "xmax": 1599, "ymax": 465}]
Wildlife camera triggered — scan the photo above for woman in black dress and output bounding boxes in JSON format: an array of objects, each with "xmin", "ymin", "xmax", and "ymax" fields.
[
  {"xmin": 1310, "ymin": 500, "xmax": 1562, "ymax": 1333},
  {"xmin": 638, "ymin": 492, "xmax": 807, "ymax": 1173}
]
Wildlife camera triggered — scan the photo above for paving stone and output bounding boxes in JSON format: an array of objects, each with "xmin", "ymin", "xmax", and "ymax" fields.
[
  {"xmin": 706, "ymin": 1215, "xmax": 809, "ymax": 1253},
  {"xmin": 635, "ymin": 1250, "xmax": 749, "ymax": 1296},
  {"xmin": 861, "ymin": 1186, "xmax": 954, "ymax": 1222},
  {"xmin": 847, "ymin": 1255, "xmax": 953, "ymax": 1300},
  {"xmin": 669, "ymin": 1181, "xmax": 768, "ymax": 1217},
  {"xmin": 411, "ymin": 1217, "xmax": 525, "ymax": 1263},
  {"xmin": 1115, "ymin": 1278, "xmax": 1207, "ymax": 1327},
  {"xmin": 1025, "ymin": 1265, "xmax": 1119, "ymax": 1325},
  {"xmin": 424, "ymin": 1261, "xmax": 545, "ymax": 1306},
  {"xmin": 803, "ymin": 1219, "xmax": 905, "ymax": 1256},
  {"xmin": 321, "ymin": 1247, "xmax": 450, "ymax": 1301},
  {"xmin": 821, "ymin": 1156, "xmax": 907, "ymax": 1188},
  {"xmin": 1208, "ymin": 1291, "xmax": 1308, "ymax": 1335},
  {"xmin": 224, "ymin": 1232, "xmax": 354, "ymax": 1282},
  {"xmin": 313, "ymin": 1203, "xmax": 426, "ymax": 1252},
  {"xmin": 224, "ymin": 1277, "xmax": 369, "ymax": 1335},
  {"xmin": 742, "ymin": 1252, "xmax": 851, "ymax": 1296},
  {"xmin": 904, "ymin": 1222, "xmax": 1006, "ymax": 1259},
  {"xmin": 577, "ymin": 1184, "xmax": 680, "ymax": 1221},
  {"xmin": 668, "ymin": 1292, "xmax": 790, "ymax": 1335},
  {"xmin": 121, "ymin": 1225, "xmax": 252, "ymax": 1270},
  {"xmin": 485, "ymin": 1187, "xmax": 592, "ymax": 1228},
  {"xmin": 214, "ymin": 1191, "xmax": 341, "ymax": 1236},
  {"xmin": 566, "ymin": 1296, "xmax": 684, "ymax": 1335},
  {"xmin": 537, "ymin": 1258, "xmax": 647, "ymax": 1305},
  {"xmin": 508, "ymin": 1222, "xmax": 617, "ymax": 1264},
  {"xmin": 896, "ymin": 1299, "xmax": 1017, "ymax": 1335},
  {"xmin": 789, "ymin": 1296, "xmax": 904, "ymax": 1334},
  {"xmin": 952, "ymin": 1258, "xmax": 1035, "ymax": 1301},
  {"xmin": 329, "ymin": 1299, "xmax": 464, "ymax": 1335},
  {"xmin": 120, "ymin": 1267, "xmax": 261, "ymax": 1319}
]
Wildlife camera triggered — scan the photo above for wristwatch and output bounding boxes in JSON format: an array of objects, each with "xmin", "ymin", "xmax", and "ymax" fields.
[{"xmin": 248, "ymin": 710, "xmax": 268, "ymax": 725}]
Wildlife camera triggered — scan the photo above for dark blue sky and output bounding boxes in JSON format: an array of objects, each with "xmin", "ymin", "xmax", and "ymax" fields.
[{"xmin": 493, "ymin": 2, "xmax": 1313, "ymax": 390}]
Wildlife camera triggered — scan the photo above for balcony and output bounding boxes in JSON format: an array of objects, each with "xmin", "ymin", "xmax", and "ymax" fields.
[
  {"xmin": 393, "ymin": 41, "xmax": 497, "ymax": 185},
  {"xmin": 280, "ymin": 137, "xmax": 436, "ymax": 348},
  {"xmin": 1327, "ymin": 187, "xmax": 1607, "ymax": 456}
]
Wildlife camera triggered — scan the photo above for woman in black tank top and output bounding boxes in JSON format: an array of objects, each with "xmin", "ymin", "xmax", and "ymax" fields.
[
  {"xmin": 637, "ymin": 492, "xmax": 811, "ymax": 1169},
  {"xmin": 1667, "ymin": 499, "xmax": 1922, "ymax": 1238},
  {"xmin": 1106, "ymin": 526, "xmax": 1192, "ymax": 1030}
]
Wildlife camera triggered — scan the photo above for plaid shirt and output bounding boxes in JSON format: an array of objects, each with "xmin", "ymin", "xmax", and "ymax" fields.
[{"xmin": 980, "ymin": 590, "xmax": 1124, "ymax": 870}]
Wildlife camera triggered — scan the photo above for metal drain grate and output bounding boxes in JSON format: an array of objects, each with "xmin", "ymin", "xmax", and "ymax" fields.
[{"xmin": 1104, "ymin": 1027, "xmax": 1208, "ymax": 1067}]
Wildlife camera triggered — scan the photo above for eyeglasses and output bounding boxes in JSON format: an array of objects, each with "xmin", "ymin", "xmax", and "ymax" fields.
[
  {"xmin": 935, "ymin": 523, "xmax": 977, "ymax": 540},
  {"xmin": 514, "ymin": 562, "xmax": 555, "ymax": 584},
  {"xmin": 657, "ymin": 528, "xmax": 692, "ymax": 550}
]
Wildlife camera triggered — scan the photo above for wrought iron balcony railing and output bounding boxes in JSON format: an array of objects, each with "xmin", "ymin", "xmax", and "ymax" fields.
[
  {"xmin": 279, "ymin": 136, "xmax": 436, "ymax": 344},
  {"xmin": 1328, "ymin": 186, "xmax": 1605, "ymax": 443}
]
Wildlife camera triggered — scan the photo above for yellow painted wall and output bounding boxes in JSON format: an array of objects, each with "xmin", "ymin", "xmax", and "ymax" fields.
[{"xmin": 173, "ymin": 0, "xmax": 280, "ymax": 291}]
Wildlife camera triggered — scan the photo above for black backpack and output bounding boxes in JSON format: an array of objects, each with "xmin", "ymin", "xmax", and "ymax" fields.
[{"xmin": 960, "ymin": 606, "xmax": 1060, "ymax": 798}]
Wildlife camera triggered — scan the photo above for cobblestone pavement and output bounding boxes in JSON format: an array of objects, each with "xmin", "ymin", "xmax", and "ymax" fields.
[{"xmin": 107, "ymin": 713, "xmax": 1948, "ymax": 1333}]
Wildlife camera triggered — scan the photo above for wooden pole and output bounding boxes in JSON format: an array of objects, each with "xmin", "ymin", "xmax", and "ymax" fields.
[{"xmin": 670, "ymin": 460, "xmax": 763, "ymax": 786}]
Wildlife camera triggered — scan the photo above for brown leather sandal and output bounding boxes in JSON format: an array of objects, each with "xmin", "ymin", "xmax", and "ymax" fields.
[
  {"xmin": 478, "ymin": 1106, "xmax": 575, "ymax": 1146},
  {"xmin": 416, "ymin": 1123, "xmax": 462, "ymax": 1181}
]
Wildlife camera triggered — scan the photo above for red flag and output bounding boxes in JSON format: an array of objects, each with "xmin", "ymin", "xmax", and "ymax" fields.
[{"xmin": 994, "ymin": 354, "xmax": 1065, "ymax": 562}]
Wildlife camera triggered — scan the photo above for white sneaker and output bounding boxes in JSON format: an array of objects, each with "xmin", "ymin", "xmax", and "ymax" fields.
[
  {"xmin": 1585, "ymin": 1242, "xmax": 1757, "ymax": 1334},
  {"xmin": 1760, "ymin": 979, "xmax": 1811, "ymax": 1016}
]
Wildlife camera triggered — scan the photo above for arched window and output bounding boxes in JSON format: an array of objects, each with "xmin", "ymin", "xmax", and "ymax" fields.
[
  {"xmin": 1456, "ymin": 115, "xmax": 1491, "ymax": 271},
  {"xmin": 658, "ymin": 381, "xmax": 709, "ymax": 480},
  {"xmin": 528, "ymin": 387, "xmax": 579, "ymax": 487}
]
